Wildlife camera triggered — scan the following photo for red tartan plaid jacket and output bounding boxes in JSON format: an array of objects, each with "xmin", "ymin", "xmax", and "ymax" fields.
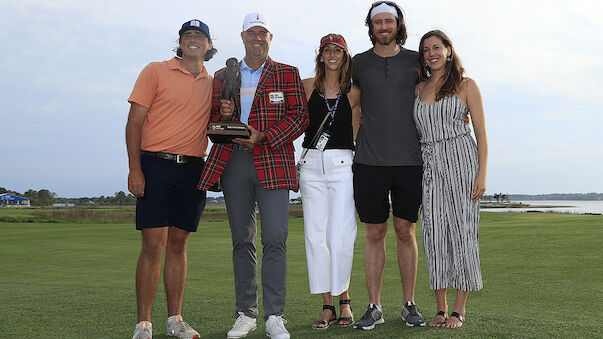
[{"xmin": 198, "ymin": 57, "xmax": 309, "ymax": 191}]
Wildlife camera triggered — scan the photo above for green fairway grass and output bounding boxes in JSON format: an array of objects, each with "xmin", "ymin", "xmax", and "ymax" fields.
[{"xmin": 0, "ymin": 209, "xmax": 601, "ymax": 338}]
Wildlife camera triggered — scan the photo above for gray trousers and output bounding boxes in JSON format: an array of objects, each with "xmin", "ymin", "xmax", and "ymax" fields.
[{"xmin": 221, "ymin": 147, "xmax": 289, "ymax": 319}]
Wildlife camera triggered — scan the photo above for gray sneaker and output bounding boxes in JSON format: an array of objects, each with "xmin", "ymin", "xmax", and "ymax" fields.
[
  {"xmin": 166, "ymin": 315, "xmax": 200, "ymax": 338},
  {"xmin": 401, "ymin": 301, "xmax": 426, "ymax": 327},
  {"xmin": 353, "ymin": 303, "xmax": 384, "ymax": 330},
  {"xmin": 132, "ymin": 321, "xmax": 152, "ymax": 339}
]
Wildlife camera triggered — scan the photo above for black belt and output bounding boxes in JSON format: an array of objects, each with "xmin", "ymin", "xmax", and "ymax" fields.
[
  {"xmin": 232, "ymin": 144, "xmax": 253, "ymax": 153},
  {"xmin": 141, "ymin": 150, "xmax": 203, "ymax": 164}
]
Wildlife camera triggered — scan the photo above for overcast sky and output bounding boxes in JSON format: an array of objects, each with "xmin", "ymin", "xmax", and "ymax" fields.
[{"xmin": 1, "ymin": 0, "xmax": 601, "ymax": 197}]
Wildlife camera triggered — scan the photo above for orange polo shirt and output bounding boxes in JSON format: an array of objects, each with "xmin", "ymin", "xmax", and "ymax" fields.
[{"xmin": 128, "ymin": 57, "xmax": 212, "ymax": 157}]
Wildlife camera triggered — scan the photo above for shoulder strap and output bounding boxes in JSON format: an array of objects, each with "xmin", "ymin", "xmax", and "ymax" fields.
[{"xmin": 299, "ymin": 111, "xmax": 331, "ymax": 161}]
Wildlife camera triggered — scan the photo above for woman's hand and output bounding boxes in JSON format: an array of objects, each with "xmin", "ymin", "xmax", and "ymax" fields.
[{"xmin": 472, "ymin": 173, "xmax": 487, "ymax": 202}]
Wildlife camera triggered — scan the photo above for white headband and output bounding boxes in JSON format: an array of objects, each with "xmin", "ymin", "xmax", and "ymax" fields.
[{"xmin": 370, "ymin": 3, "xmax": 398, "ymax": 20}]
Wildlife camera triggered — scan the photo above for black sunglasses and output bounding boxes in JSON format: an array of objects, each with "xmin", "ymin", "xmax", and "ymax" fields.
[{"xmin": 371, "ymin": 1, "xmax": 397, "ymax": 8}]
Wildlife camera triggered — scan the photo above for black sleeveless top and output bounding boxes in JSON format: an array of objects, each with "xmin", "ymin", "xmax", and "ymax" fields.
[{"xmin": 302, "ymin": 89, "xmax": 354, "ymax": 150}]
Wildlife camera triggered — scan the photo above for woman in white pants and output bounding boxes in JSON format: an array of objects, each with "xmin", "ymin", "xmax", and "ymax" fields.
[{"xmin": 299, "ymin": 33, "xmax": 360, "ymax": 329}]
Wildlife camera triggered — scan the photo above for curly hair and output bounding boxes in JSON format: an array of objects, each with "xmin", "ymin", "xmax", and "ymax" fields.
[
  {"xmin": 418, "ymin": 30, "xmax": 465, "ymax": 101},
  {"xmin": 174, "ymin": 32, "xmax": 217, "ymax": 61},
  {"xmin": 364, "ymin": 1, "xmax": 407, "ymax": 46}
]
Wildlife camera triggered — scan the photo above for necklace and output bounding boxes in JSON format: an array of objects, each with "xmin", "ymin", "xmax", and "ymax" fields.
[{"xmin": 324, "ymin": 82, "xmax": 340, "ymax": 94}]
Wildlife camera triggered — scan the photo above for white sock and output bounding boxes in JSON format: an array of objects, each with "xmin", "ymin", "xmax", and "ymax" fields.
[
  {"xmin": 137, "ymin": 321, "xmax": 152, "ymax": 328},
  {"xmin": 167, "ymin": 315, "xmax": 182, "ymax": 322},
  {"xmin": 369, "ymin": 303, "xmax": 383, "ymax": 312}
]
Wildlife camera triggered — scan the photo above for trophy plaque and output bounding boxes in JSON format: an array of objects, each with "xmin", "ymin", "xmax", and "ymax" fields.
[
  {"xmin": 207, "ymin": 57, "xmax": 250, "ymax": 143},
  {"xmin": 207, "ymin": 122, "xmax": 250, "ymax": 143}
]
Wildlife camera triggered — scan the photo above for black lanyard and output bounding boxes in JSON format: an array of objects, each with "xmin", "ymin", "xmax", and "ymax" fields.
[{"xmin": 323, "ymin": 90, "xmax": 341, "ymax": 129}]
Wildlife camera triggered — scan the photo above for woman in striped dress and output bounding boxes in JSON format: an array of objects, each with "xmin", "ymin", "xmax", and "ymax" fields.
[{"xmin": 413, "ymin": 30, "xmax": 488, "ymax": 329}]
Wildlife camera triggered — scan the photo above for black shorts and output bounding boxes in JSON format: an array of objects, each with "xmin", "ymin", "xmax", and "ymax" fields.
[
  {"xmin": 352, "ymin": 163, "xmax": 422, "ymax": 224},
  {"xmin": 136, "ymin": 155, "xmax": 206, "ymax": 232}
]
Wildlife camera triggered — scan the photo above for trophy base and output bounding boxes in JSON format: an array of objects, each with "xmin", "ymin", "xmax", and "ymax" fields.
[{"xmin": 207, "ymin": 122, "xmax": 250, "ymax": 143}]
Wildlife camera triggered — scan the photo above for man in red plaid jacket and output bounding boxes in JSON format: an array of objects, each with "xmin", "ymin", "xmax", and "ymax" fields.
[{"xmin": 197, "ymin": 12, "xmax": 308, "ymax": 339}]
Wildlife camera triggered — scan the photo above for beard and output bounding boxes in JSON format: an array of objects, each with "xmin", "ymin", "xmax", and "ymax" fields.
[{"xmin": 374, "ymin": 30, "xmax": 397, "ymax": 46}]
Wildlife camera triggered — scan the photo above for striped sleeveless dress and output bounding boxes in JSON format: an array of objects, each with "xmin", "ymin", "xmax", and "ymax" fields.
[{"xmin": 413, "ymin": 93, "xmax": 483, "ymax": 291}]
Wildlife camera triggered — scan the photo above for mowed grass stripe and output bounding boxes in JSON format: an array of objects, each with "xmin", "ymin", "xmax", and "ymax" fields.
[{"xmin": 0, "ymin": 212, "xmax": 601, "ymax": 338}]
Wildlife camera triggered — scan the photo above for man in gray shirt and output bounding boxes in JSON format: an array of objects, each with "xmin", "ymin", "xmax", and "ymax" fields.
[{"xmin": 352, "ymin": 1, "xmax": 426, "ymax": 331}]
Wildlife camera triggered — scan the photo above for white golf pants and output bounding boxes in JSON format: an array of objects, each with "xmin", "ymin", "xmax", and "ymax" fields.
[{"xmin": 299, "ymin": 148, "xmax": 357, "ymax": 296}]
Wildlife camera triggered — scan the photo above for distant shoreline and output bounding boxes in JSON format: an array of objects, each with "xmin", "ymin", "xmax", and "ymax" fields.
[
  {"xmin": 508, "ymin": 193, "xmax": 603, "ymax": 201},
  {"xmin": 480, "ymin": 202, "xmax": 571, "ymax": 209},
  {"xmin": 480, "ymin": 200, "xmax": 603, "ymax": 215}
]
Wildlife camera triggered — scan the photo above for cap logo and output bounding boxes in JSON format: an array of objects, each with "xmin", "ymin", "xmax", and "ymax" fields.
[
  {"xmin": 242, "ymin": 12, "xmax": 271, "ymax": 32},
  {"xmin": 179, "ymin": 19, "xmax": 210, "ymax": 40}
]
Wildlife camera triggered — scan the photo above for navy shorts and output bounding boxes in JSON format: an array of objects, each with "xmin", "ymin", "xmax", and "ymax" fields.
[
  {"xmin": 136, "ymin": 155, "xmax": 206, "ymax": 232},
  {"xmin": 352, "ymin": 163, "xmax": 422, "ymax": 224}
]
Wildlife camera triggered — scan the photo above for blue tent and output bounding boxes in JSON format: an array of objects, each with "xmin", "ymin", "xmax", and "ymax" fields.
[{"xmin": 0, "ymin": 193, "xmax": 31, "ymax": 207}]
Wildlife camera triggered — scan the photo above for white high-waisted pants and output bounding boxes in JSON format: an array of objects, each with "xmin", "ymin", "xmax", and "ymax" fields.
[{"xmin": 299, "ymin": 148, "xmax": 357, "ymax": 296}]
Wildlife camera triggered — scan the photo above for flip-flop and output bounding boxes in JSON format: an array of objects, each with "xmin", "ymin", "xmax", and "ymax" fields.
[
  {"xmin": 429, "ymin": 310, "xmax": 447, "ymax": 327},
  {"xmin": 446, "ymin": 312, "xmax": 465, "ymax": 329}
]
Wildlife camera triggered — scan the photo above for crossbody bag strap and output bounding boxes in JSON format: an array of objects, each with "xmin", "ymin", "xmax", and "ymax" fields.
[{"xmin": 299, "ymin": 111, "xmax": 332, "ymax": 162}]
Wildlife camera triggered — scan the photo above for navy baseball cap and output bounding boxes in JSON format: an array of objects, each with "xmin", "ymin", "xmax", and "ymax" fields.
[{"xmin": 179, "ymin": 19, "xmax": 210, "ymax": 39}]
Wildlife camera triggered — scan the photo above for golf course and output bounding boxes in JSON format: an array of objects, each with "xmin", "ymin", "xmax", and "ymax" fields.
[{"xmin": 0, "ymin": 207, "xmax": 601, "ymax": 338}]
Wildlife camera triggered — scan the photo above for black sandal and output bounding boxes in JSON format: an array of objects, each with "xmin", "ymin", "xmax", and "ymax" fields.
[
  {"xmin": 312, "ymin": 304, "xmax": 337, "ymax": 330},
  {"xmin": 429, "ymin": 310, "xmax": 447, "ymax": 327},
  {"xmin": 337, "ymin": 299, "xmax": 354, "ymax": 327},
  {"xmin": 448, "ymin": 312, "xmax": 465, "ymax": 328}
]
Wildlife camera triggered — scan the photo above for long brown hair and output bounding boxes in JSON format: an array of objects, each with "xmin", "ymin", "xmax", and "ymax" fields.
[
  {"xmin": 313, "ymin": 44, "xmax": 353, "ymax": 95},
  {"xmin": 418, "ymin": 30, "xmax": 465, "ymax": 100},
  {"xmin": 365, "ymin": 1, "xmax": 407, "ymax": 46}
]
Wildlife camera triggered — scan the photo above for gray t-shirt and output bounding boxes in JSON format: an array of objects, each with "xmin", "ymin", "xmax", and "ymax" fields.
[{"xmin": 352, "ymin": 47, "xmax": 422, "ymax": 166}]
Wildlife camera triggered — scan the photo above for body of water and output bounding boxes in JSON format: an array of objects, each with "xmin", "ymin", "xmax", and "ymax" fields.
[{"xmin": 481, "ymin": 200, "xmax": 603, "ymax": 215}]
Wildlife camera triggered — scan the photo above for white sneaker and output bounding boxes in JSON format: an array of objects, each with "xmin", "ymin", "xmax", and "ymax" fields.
[
  {"xmin": 227, "ymin": 312, "xmax": 257, "ymax": 338},
  {"xmin": 265, "ymin": 315, "xmax": 290, "ymax": 339},
  {"xmin": 166, "ymin": 315, "xmax": 200, "ymax": 339},
  {"xmin": 132, "ymin": 321, "xmax": 152, "ymax": 339}
]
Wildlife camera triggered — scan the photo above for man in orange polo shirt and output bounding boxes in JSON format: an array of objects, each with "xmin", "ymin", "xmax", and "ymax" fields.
[{"xmin": 126, "ymin": 19, "xmax": 216, "ymax": 339}]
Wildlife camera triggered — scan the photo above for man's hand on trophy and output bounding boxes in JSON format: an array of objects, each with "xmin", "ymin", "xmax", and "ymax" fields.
[
  {"xmin": 233, "ymin": 125, "xmax": 265, "ymax": 148},
  {"xmin": 220, "ymin": 99, "xmax": 234, "ymax": 120}
]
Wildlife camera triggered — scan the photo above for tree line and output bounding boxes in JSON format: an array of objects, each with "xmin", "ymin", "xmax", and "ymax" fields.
[
  {"xmin": 1, "ymin": 187, "xmax": 136, "ymax": 206},
  {"xmin": 1, "ymin": 187, "xmax": 226, "ymax": 206},
  {"xmin": 4, "ymin": 187, "xmax": 601, "ymax": 207},
  {"xmin": 481, "ymin": 193, "xmax": 510, "ymax": 203},
  {"xmin": 509, "ymin": 193, "xmax": 603, "ymax": 201}
]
